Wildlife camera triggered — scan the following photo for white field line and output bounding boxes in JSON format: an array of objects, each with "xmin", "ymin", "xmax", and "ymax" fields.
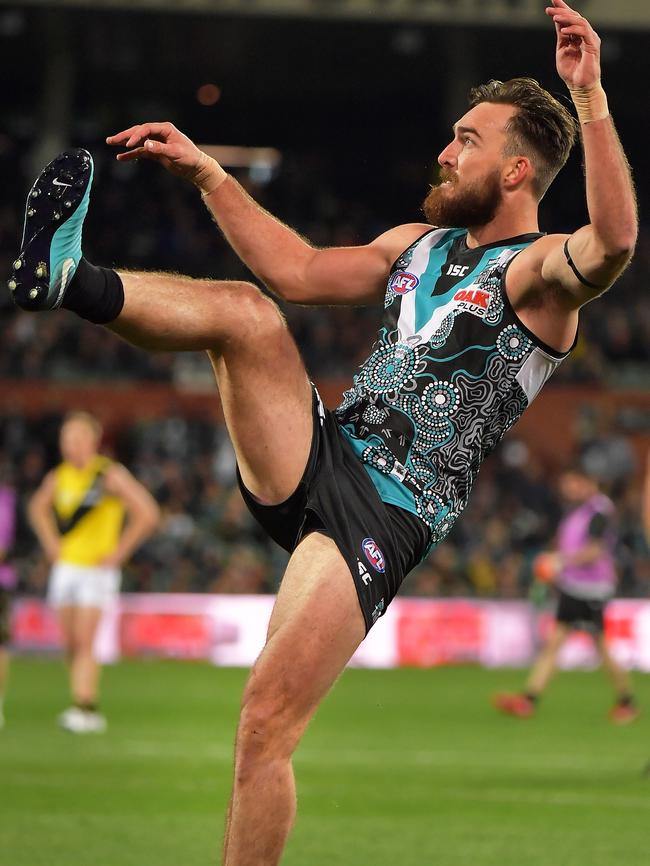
[
  {"xmin": 447, "ymin": 789, "xmax": 650, "ymax": 810},
  {"xmin": 8, "ymin": 743, "xmax": 649, "ymax": 810},
  {"xmin": 118, "ymin": 740, "xmax": 644, "ymax": 774}
]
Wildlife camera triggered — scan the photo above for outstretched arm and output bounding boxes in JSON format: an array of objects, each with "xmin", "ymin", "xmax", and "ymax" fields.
[
  {"xmin": 541, "ymin": 0, "xmax": 637, "ymax": 306},
  {"xmin": 107, "ymin": 124, "xmax": 428, "ymax": 306}
]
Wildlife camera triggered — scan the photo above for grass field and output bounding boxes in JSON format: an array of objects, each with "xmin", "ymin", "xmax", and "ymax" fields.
[{"xmin": 1, "ymin": 658, "xmax": 649, "ymax": 866}]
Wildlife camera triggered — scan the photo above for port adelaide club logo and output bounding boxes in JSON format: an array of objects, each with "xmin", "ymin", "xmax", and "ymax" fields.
[{"xmin": 362, "ymin": 537, "xmax": 386, "ymax": 573}]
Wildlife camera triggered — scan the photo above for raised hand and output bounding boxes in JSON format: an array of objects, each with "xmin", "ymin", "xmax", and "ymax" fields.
[
  {"xmin": 545, "ymin": 0, "xmax": 601, "ymax": 90},
  {"xmin": 106, "ymin": 122, "xmax": 225, "ymax": 192}
]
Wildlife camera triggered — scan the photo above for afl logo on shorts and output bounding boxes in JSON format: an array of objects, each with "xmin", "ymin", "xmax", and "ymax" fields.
[
  {"xmin": 388, "ymin": 271, "xmax": 419, "ymax": 295},
  {"xmin": 362, "ymin": 537, "xmax": 386, "ymax": 573}
]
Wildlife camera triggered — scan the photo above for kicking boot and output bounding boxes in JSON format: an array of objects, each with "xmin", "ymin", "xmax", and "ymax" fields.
[
  {"xmin": 609, "ymin": 701, "xmax": 640, "ymax": 725},
  {"xmin": 492, "ymin": 692, "xmax": 536, "ymax": 719},
  {"xmin": 8, "ymin": 148, "xmax": 93, "ymax": 311}
]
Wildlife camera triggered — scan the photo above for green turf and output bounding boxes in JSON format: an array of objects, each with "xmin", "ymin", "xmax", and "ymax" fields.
[{"xmin": 1, "ymin": 659, "xmax": 648, "ymax": 866}]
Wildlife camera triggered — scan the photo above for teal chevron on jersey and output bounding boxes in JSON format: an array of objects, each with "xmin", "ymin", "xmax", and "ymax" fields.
[{"xmin": 413, "ymin": 229, "xmax": 465, "ymax": 332}]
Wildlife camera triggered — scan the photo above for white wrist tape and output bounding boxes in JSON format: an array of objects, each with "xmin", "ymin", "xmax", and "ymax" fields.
[
  {"xmin": 194, "ymin": 152, "xmax": 228, "ymax": 196},
  {"xmin": 569, "ymin": 83, "xmax": 609, "ymax": 124}
]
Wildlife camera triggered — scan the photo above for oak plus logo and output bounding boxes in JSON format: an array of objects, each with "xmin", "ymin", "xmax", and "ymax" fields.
[{"xmin": 452, "ymin": 283, "xmax": 492, "ymax": 318}]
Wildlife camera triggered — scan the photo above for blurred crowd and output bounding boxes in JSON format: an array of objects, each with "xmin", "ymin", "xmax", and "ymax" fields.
[
  {"xmin": 0, "ymin": 136, "xmax": 647, "ymax": 601},
  {"xmin": 1, "ymin": 404, "xmax": 647, "ymax": 601},
  {"xmin": 1, "ymin": 140, "xmax": 649, "ymax": 387}
]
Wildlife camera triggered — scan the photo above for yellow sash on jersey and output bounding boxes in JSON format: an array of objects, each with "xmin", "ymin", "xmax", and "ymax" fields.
[{"xmin": 54, "ymin": 455, "xmax": 125, "ymax": 566}]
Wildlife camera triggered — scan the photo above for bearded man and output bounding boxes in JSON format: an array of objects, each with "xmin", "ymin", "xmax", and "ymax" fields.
[{"xmin": 8, "ymin": 2, "xmax": 636, "ymax": 863}]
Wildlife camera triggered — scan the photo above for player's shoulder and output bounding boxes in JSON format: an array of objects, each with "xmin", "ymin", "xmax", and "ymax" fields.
[
  {"xmin": 592, "ymin": 492, "xmax": 616, "ymax": 514},
  {"xmin": 369, "ymin": 223, "xmax": 439, "ymax": 273},
  {"xmin": 102, "ymin": 460, "xmax": 129, "ymax": 490},
  {"xmin": 94, "ymin": 454, "xmax": 114, "ymax": 472},
  {"xmin": 53, "ymin": 461, "xmax": 72, "ymax": 482},
  {"xmin": 506, "ymin": 233, "xmax": 571, "ymax": 293},
  {"xmin": 514, "ymin": 232, "xmax": 570, "ymax": 266},
  {"xmin": 103, "ymin": 461, "xmax": 146, "ymax": 497},
  {"xmin": 44, "ymin": 467, "xmax": 61, "ymax": 486},
  {"xmin": 370, "ymin": 222, "xmax": 433, "ymax": 256}
]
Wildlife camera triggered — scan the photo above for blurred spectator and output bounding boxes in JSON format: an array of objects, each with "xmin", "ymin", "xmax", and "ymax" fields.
[
  {"xmin": 1, "ymin": 145, "xmax": 649, "ymax": 388},
  {"xmin": 0, "ymin": 137, "xmax": 647, "ymax": 601},
  {"xmin": 644, "ymin": 449, "xmax": 650, "ymax": 542},
  {"xmin": 0, "ymin": 462, "xmax": 17, "ymax": 728},
  {"xmin": 5, "ymin": 410, "xmax": 647, "ymax": 602},
  {"xmin": 576, "ymin": 405, "xmax": 636, "ymax": 495}
]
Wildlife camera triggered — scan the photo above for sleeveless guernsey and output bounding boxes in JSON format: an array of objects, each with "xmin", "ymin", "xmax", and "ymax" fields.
[
  {"xmin": 556, "ymin": 493, "xmax": 617, "ymax": 601},
  {"xmin": 54, "ymin": 455, "xmax": 125, "ymax": 566},
  {"xmin": 336, "ymin": 228, "xmax": 573, "ymax": 549}
]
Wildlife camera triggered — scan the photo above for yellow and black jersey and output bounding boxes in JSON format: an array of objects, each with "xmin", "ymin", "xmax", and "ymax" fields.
[{"xmin": 53, "ymin": 455, "xmax": 125, "ymax": 566}]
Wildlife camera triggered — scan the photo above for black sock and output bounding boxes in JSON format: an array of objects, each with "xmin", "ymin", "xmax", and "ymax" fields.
[
  {"xmin": 62, "ymin": 258, "xmax": 124, "ymax": 324},
  {"xmin": 524, "ymin": 692, "xmax": 539, "ymax": 704},
  {"xmin": 617, "ymin": 694, "xmax": 634, "ymax": 707},
  {"xmin": 77, "ymin": 701, "xmax": 98, "ymax": 713}
]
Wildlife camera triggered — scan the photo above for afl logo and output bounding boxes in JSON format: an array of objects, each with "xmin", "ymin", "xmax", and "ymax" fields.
[
  {"xmin": 362, "ymin": 537, "xmax": 386, "ymax": 573},
  {"xmin": 388, "ymin": 271, "xmax": 419, "ymax": 295}
]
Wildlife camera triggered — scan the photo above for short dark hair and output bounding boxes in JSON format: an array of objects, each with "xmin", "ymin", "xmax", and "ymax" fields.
[{"xmin": 468, "ymin": 77, "xmax": 578, "ymax": 199}]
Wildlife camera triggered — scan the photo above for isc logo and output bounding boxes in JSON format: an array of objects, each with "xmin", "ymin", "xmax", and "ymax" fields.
[
  {"xmin": 447, "ymin": 264, "xmax": 470, "ymax": 277},
  {"xmin": 362, "ymin": 537, "xmax": 386, "ymax": 573},
  {"xmin": 388, "ymin": 271, "xmax": 419, "ymax": 295}
]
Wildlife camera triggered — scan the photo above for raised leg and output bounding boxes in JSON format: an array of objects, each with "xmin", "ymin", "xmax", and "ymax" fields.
[
  {"xmin": 9, "ymin": 146, "xmax": 314, "ymax": 505},
  {"xmin": 223, "ymin": 532, "xmax": 365, "ymax": 866},
  {"xmin": 111, "ymin": 271, "xmax": 313, "ymax": 504}
]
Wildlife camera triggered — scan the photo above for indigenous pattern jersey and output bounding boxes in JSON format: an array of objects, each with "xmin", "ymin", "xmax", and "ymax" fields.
[
  {"xmin": 54, "ymin": 455, "xmax": 125, "ymax": 566},
  {"xmin": 336, "ymin": 228, "xmax": 573, "ymax": 549}
]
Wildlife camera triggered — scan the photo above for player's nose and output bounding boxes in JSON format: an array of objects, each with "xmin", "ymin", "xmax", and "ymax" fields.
[{"xmin": 437, "ymin": 140, "xmax": 457, "ymax": 168}]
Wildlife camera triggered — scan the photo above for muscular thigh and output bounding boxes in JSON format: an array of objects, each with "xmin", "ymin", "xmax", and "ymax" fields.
[
  {"xmin": 208, "ymin": 297, "xmax": 313, "ymax": 505},
  {"xmin": 115, "ymin": 273, "xmax": 313, "ymax": 505},
  {"xmin": 243, "ymin": 533, "xmax": 365, "ymax": 724}
]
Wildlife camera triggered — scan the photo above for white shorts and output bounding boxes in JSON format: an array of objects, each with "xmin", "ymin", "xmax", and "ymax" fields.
[{"xmin": 48, "ymin": 562, "xmax": 121, "ymax": 609}]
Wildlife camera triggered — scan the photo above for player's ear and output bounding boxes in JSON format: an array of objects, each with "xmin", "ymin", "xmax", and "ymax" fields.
[{"xmin": 503, "ymin": 156, "xmax": 532, "ymax": 191}]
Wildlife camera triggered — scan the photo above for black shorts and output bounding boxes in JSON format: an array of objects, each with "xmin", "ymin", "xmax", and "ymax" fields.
[
  {"xmin": 556, "ymin": 589, "xmax": 606, "ymax": 634},
  {"xmin": 0, "ymin": 587, "xmax": 11, "ymax": 646},
  {"xmin": 237, "ymin": 387, "xmax": 431, "ymax": 633}
]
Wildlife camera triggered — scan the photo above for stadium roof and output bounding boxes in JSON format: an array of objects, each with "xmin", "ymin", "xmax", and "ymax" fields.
[{"xmin": 5, "ymin": 0, "xmax": 650, "ymax": 29}]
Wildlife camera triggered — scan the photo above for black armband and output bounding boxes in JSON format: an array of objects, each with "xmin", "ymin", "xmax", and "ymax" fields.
[
  {"xmin": 563, "ymin": 239, "xmax": 605, "ymax": 290},
  {"xmin": 588, "ymin": 512, "xmax": 610, "ymax": 540}
]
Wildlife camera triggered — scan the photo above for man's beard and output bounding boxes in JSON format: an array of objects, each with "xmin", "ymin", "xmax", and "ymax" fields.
[{"xmin": 422, "ymin": 168, "xmax": 502, "ymax": 229}]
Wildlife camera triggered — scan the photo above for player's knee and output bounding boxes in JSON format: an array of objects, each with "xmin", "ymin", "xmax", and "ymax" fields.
[
  {"xmin": 62, "ymin": 631, "xmax": 78, "ymax": 655},
  {"xmin": 236, "ymin": 687, "xmax": 304, "ymax": 765},
  {"xmin": 221, "ymin": 281, "xmax": 287, "ymax": 343}
]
